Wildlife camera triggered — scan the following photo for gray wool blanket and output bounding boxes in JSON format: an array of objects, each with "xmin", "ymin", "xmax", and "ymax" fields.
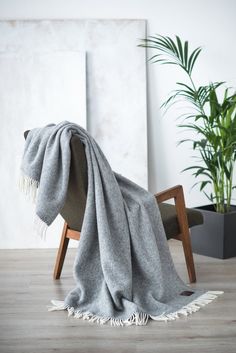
[{"xmin": 19, "ymin": 121, "xmax": 223, "ymax": 326}]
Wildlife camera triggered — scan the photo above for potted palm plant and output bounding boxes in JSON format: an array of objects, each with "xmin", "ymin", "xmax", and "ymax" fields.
[{"xmin": 140, "ymin": 35, "xmax": 236, "ymax": 258}]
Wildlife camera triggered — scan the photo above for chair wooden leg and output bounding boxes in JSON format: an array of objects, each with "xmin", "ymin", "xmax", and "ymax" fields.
[
  {"xmin": 181, "ymin": 227, "xmax": 196, "ymax": 283},
  {"xmin": 174, "ymin": 186, "xmax": 196, "ymax": 283},
  {"xmin": 53, "ymin": 222, "xmax": 69, "ymax": 280}
]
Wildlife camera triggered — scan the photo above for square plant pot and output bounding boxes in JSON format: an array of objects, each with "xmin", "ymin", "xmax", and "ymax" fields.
[{"xmin": 190, "ymin": 204, "xmax": 236, "ymax": 259}]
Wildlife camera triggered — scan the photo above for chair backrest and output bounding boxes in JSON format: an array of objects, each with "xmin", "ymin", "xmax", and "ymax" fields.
[{"xmin": 24, "ymin": 130, "xmax": 88, "ymax": 232}]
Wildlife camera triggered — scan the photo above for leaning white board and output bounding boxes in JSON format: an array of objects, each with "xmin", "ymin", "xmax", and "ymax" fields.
[
  {"xmin": 0, "ymin": 50, "xmax": 86, "ymax": 249},
  {"xmin": 0, "ymin": 19, "xmax": 147, "ymax": 249}
]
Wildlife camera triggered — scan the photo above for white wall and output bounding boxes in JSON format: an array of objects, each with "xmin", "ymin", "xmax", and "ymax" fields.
[{"xmin": 0, "ymin": 0, "xmax": 235, "ymax": 209}]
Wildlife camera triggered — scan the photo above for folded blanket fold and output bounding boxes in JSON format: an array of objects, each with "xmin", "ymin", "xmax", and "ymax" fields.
[{"xmin": 19, "ymin": 121, "xmax": 223, "ymax": 326}]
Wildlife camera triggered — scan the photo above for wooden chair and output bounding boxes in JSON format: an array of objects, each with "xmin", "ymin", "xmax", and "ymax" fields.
[{"xmin": 24, "ymin": 131, "xmax": 203, "ymax": 283}]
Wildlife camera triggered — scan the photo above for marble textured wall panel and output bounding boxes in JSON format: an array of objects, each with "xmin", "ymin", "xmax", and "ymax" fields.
[
  {"xmin": 0, "ymin": 49, "xmax": 86, "ymax": 249},
  {"xmin": 0, "ymin": 20, "xmax": 147, "ymax": 248}
]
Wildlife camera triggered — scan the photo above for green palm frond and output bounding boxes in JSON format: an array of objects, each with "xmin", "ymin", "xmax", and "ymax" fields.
[
  {"xmin": 139, "ymin": 34, "xmax": 202, "ymax": 76},
  {"xmin": 139, "ymin": 34, "xmax": 236, "ymax": 213}
]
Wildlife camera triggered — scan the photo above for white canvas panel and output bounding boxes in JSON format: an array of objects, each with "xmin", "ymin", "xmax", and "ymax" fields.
[
  {"xmin": 0, "ymin": 20, "xmax": 147, "ymax": 249},
  {"xmin": 0, "ymin": 50, "xmax": 86, "ymax": 249}
]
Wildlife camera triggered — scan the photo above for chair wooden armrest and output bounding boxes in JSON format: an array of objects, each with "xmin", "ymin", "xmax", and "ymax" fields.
[
  {"xmin": 155, "ymin": 185, "xmax": 196, "ymax": 283},
  {"xmin": 155, "ymin": 184, "xmax": 183, "ymax": 203}
]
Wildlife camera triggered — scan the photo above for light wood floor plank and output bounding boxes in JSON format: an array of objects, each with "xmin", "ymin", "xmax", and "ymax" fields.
[{"xmin": 0, "ymin": 240, "xmax": 235, "ymax": 353}]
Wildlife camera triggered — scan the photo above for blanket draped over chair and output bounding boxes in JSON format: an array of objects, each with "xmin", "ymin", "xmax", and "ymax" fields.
[{"xmin": 19, "ymin": 121, "xmax": 223, "ymax": 326}]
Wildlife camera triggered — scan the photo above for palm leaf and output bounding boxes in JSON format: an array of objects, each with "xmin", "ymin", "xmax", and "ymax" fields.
[{"xmin": 187, "ymin": 47, "xmax": 202, "ymax": 74}]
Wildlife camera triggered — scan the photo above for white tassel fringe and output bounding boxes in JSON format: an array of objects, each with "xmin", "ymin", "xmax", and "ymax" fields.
[
  {"xmin": 33, "ymin": 214, "xmax": 48, "ymax": 241},
  {"xmin": 18, "ymin": 173, "xmax": 39, "ymax": 203},
  {"xmin": 19, "ymin": 174, "xmax": 48, "ymax": 240},
  {"xmin": 47, "ymin": 291, "xmax": 224, "ymax": 327}
]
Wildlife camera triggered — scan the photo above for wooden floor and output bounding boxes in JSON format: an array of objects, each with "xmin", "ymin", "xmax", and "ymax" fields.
[{"xmin": 0, "ymin": 240, "xmax": 236, "ymax": 353}]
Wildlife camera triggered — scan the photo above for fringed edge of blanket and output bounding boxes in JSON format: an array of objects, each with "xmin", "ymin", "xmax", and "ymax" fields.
[
  {"xmin": 47, "ymin": 290, "xmax": 224, "ymax": 327},
  {"xmin": 18, "ymin": 173, "xmax": 39, "ymax": 203},
  {"xmin": 33, "ymin": 214, "xmax": 48, "ymax": 241},
  {"xmin": 18, "ymin": 174, "xmax": 48, "ymax": 240}
]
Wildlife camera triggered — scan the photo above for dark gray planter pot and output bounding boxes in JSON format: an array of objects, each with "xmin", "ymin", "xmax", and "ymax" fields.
[{"xmin": 190, "ymin": 204, "xmax": 236, "ymax": 259}]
